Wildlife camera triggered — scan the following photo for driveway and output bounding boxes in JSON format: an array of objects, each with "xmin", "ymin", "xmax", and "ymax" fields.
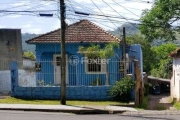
[{"xmin": 147, "ymin": 93, "xmax": 175, "ymax": 110}]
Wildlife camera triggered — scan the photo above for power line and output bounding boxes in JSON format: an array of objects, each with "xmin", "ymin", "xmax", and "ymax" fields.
[
  {"xmin": 68, "ymin": 0, "xmax": 143, "ymax": 17},
  {"xmin": 111, "ymin": 0, "xmax": 140, "ymax": 17},
  {"xmin": 101, "ymin": 0, "xmax": 140, "ymax": 31},
  {"xmin": 67, "ymin": 0, "xmax": 123, "ymax": 41},
  {"xmin": 0, "ymin": 1, "xmax": 58, "ymax": 17},
  {"xmin": 73, "ymin": 10, "xmax": 140, "ymax": 21},
  {"xmin": 90, "ymin": 0, "xmax": 119, "ymax": 29},
  {"xmin": 0, "ymin": 10, "xmax": 58, "ymax": 13}
]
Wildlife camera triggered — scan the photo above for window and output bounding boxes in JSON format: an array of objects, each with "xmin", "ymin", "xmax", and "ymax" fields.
[
  {"xmin": 85, "ymin": 57, "xmax": 106, "ymax": 74},
  {"xmin": 56, "ymin": 56, "xmax": 61, "ymax": 66}
]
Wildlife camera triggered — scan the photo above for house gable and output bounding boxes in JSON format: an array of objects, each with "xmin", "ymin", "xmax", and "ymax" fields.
[{"xmin": 26, "ymin": 19, "xmax": 121, "ymax": 44}]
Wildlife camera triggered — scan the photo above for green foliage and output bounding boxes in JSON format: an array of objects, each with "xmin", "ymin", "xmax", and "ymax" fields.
[
  {"xmin": 144, "ymin": 83, "xmax": 152, "ymax": 96},
  {"xmin": 78, "ymin": 41, "xmax": 119, "ymax": 59},
  {"xmin": 150, "ymin": 43, "xmax": 177, "ymax": 78},
  {"xmin": 79, "ymin": 42, "xmax": 120, "ymax": 85},
  {"xmin": 108, "ymin": 76, "xmax": 136, "ymax": 102},
  {"xmin": 126, "ymin": 34, "xmax": 155, "ymax": 74},
  {"xmin": 139, "ymin": 0, "xmax": 180, "ymax": 41},
  {"xmin": 37, "ymin": 80, "xmax": 44, "ymax": 86},
  {"xmin": 137, "ymin": 96, "xmax": 149, "ymax": 109},
  {"xmin": 23, "ymin": 51, "xmax": 36, "ymax": 60},
  {"xmin": 173, "ymin": 101, "xmax": 180, "ymax": 110}
]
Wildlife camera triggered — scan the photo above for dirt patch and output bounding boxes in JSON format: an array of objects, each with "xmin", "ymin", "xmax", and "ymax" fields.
[
  {"xmin": 0, "ymin": 96, "xmax": 10, "ymax": 99},
  {"xmin": 147, "ymin": 93, "xmax": 176, "ymax": 110}
]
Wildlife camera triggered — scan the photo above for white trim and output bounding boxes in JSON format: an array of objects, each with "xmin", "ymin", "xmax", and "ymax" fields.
[{"xmin": 85, "ymin": 58, "xmax": 106, "ymax": 74}]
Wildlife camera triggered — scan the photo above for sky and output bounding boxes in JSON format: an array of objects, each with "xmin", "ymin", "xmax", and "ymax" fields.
[{"xmin": 0, "ymin": 0, "xmax": 153, "ymax": 34}]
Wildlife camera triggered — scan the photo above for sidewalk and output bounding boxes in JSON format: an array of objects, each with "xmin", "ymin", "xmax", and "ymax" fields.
[{"xmin": 0, "ymin": 104, "xmax": 137, "ymax": 114}]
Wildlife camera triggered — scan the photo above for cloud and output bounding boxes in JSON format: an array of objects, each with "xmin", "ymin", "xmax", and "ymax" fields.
[
  {"xmin": 10, "ymin": 1, "xmax": 30, "ymax": 7},
  {"xmin": 0, "ymin": 25, "xmax": 6, "ymax": 28},
  {"xmin": 27, "ymin": 28, "xmax": 42, "ymax": 34},
  {"xmin": 22, "ymin": 24, "xmax": 32, "ymax": 28},
  {"xmin": 7, "ymin": 15, "xmax": 22, "ymax": 18}
]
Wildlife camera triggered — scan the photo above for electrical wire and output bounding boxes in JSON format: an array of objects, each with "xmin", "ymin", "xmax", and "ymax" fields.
[
  {"xmin": 67, "ymin": 0, "xmax": 123, "ymax": 41},
  {"xmin": 111, "ymin": 0, "xmax": 140, "ymax": 17},
  {"xmin": 0, "ymin": 1, "xmax": 58, "ymax": 17},
  {"xmin": 101, "ymin": 0, "xmax": 140, "ymax": 31},
  {"xmin": 90, "ymin": 0, "xmax": 119, "ymax": 29}
]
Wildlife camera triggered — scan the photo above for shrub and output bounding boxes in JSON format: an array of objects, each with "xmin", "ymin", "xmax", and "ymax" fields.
[
  {"xmin": 144, "ymin": 83, "xmax": 152, "ymax": 96},
  {"xmin": 108, "ymin": 76, "xmax": 136, "ymax": 102}
]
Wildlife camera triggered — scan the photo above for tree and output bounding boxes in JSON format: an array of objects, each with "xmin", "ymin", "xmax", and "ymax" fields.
[
  {"xmin": 126, "ymin": 34, "xmax": 155, "ymax": 74},
  {"xmin": 79, "ymin": 42, "xmax": 119, "ymax": 85},
  {"xmin": 139, "ymin": 0, "xmax": 180, "ymax": 42},
  {"xmin": 150, "ymin": 43, "xmax": 177, "ymax": 78},
  {"xmin": 23, "ymin": 51, "xmax": 36, "ymax": 60}
]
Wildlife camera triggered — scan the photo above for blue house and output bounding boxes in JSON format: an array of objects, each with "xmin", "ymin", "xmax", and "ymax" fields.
[
  {"xmin": 10, "ymin": 19, "xmax": 143, "ymax": 100},
  {"xmin": 26, "ymin": 19, "xmax": 142, "ymax": 87}
]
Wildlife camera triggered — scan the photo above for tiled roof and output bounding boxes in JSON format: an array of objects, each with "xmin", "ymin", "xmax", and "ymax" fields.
[
  {"xmin": 26, "ymin": 19, "xmax": 121, "ymax": 44},
  {"xmin": 169, "ymin": 48, "xmax": 180, "ymax": 58}
]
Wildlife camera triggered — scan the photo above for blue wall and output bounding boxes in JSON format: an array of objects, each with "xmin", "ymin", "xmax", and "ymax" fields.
[
  {"xmin": 127, "ymin": 44, "xmax": 143, "ymax": 80},
  {"xmin": 11, "ymin": 62, "xmax": 113, "ymax": 100},
  {"xmin": 35, "ymin": 43, "xmax": 125, "ymax": 86}
]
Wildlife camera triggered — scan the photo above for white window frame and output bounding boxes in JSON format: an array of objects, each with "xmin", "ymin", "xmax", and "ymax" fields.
[{"xmin": 85, "ymin": 57, "xmax": 106, "ymax": 74}]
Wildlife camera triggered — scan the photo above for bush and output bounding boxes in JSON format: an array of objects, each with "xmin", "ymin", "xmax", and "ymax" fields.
[
  {"xmin": 108, "ymin": 76, "xmax": 136, "ymax": 102},
  {"xmin": 144, "ymin": 83, "xmax": 152, "ymax": 96}
]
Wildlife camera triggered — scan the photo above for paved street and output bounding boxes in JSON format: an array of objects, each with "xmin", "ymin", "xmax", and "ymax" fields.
[{"xmin": 1, "ymin": 110, "xmax": 180, "ymax": 120}]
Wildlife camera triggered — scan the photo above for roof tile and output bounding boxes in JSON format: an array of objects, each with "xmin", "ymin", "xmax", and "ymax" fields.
[
  {"xmin": 169, "ymin": 48, "xmax": 180, "ymax": 58},
  {"xmin": 26, "ymin": 19, "xmax": 121, "ymax": 44}
]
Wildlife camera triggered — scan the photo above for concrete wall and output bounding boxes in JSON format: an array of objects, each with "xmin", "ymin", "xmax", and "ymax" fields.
[
  {"xmin": 11, "ymin": 61, "xmax": 112, "ymax": 100},
  {"xmin": 171, "ymin": 58, "xmax": 180, "ymax": 101},
  {"xmin": 0, "ymin": 69, "xmax": 37, "ymax": 95},
  {"xmin": 0, "ymin": 70, "xmax": 11, "ymax": 94},
  {"xmin": 0, "ymin": 29, "xmax": 23, "ymax": 70}
]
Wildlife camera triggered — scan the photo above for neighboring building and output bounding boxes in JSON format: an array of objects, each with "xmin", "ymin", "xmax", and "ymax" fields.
[
  {"xmin": 18, "ymin": 56, "xmax": 36, "ymax": 87},
  {"xmin": 26, "ymin": 19, "xmax": 143, "ymax": 86},
  {"xmin": 22, "ymin": 56, "xmax": 35, "ymax": 70},
  {"xmin": 0, "ymin": 29, "xmax": 23, "ymax": 95},
  {"xmin": 169, "ymin": 48, "xmax": 180, "ymax": 101},
  {"xmin": 0, "ymin": 29, "xmax": 23, "ymax": 63}
]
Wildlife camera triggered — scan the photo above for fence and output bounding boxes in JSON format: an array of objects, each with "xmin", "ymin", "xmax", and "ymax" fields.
[
  {"xmin": 10, "ymin": 60, "xmax": 135, "ymax": 100},
  {"xmin": 17, "ymin": 60, "xmax": 134, "ymax": 87}
]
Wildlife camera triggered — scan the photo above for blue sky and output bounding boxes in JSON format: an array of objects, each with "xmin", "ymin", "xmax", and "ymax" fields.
[{"xmin": 0, "ymin": 0, "xmax": 153, "ymax": 34}]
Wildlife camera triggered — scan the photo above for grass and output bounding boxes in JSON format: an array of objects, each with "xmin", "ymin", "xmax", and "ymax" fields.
[
  {"xmin": 136, "ymin": 95, "xmax": 149, "ymax": 109},
  {"xmin": 0, "ymin": 97, "xmax": 128, "ymax": 106},
  {"xmin": 173, "ymin": 101, "xmax": 180, "ymax": 110},
  {"xmin": 169, "ymin": 98, "xmax": 180, "ymax": 110},
  {"xmin": 155, "ymin": 106, "xmax": 166, "ymax": 110}
]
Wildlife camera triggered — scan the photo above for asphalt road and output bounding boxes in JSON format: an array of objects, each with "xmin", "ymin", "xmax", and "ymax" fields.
[{"xmin": 0, "ymin": 110, "xmax": 180, "ymax": 120}]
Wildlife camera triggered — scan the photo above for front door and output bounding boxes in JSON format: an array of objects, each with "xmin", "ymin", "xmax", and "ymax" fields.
[{"xmin": 54, "ymin": 54, "xmax": 68, "ymax": 85}]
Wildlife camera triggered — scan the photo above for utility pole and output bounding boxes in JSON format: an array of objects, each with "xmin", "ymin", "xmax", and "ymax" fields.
[
  {"xmin": 60, "ymin": 0, "xmax": 66, "ymax": 105},
  {"xmin": 123, "ymin": 27, "xmax": 127, "ymax": 76}
]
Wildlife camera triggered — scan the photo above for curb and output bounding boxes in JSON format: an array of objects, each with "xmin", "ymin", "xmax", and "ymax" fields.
[{"xmin": 0, "ymin": 108, "xmax": 126, "ymax": 114}]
